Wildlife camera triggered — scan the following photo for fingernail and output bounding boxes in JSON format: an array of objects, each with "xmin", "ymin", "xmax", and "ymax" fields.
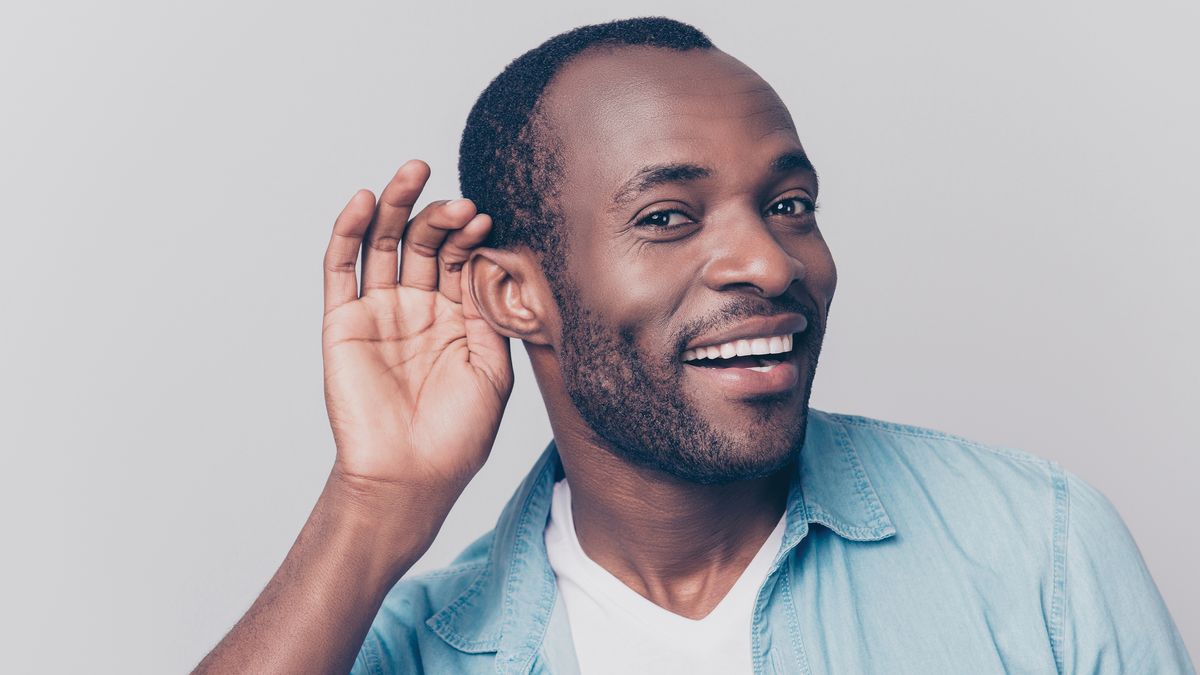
[{"xmin": 445, "ymin": 198, "xmax": 466, "ymax": 208}]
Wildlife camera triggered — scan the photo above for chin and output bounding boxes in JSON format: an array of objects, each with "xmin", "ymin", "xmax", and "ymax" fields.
[{"xmin": 659, "ymin": 411, "xmax": 809, "ymax": 486}]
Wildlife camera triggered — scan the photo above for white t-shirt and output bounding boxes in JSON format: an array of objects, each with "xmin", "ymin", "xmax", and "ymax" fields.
[{"xmin": 544, "ymin": 479, "xmax": 786, "ymax": 675}]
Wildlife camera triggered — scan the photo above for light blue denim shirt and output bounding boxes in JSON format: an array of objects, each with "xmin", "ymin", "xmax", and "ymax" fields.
[{"xmin": 351, "ymin": 410, "xmax": 1194, "ymax": 674}]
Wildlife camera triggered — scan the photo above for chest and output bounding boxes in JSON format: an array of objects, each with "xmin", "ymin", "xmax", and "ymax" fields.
[{"xmin": 535, "ymin": 539, "xmax": 1060, "ymax": 675}]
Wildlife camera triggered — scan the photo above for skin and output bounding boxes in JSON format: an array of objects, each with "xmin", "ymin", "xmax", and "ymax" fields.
[{"xmin": 193, "ymin": 45, "xmax": 834, "ymax": 673}]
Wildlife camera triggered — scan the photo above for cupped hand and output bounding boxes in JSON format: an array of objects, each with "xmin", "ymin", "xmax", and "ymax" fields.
[{"xmin": 321, "ymin": 160, "xmax": 513, "ymax": 500}]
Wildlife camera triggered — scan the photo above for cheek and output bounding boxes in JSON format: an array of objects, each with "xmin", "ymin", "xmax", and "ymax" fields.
[
  {"xmin": 803, "ymin": 238, "xmax": 837, "ymax": 304},
  {"xmin": 577, "ymin": 239, "xmax": 698, "ymax": 328}
]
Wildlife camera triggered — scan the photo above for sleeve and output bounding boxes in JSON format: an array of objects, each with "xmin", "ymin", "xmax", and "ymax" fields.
[{"xmin": 1061, "ymin": 471, "xmax": 1196, "ymax": 674}]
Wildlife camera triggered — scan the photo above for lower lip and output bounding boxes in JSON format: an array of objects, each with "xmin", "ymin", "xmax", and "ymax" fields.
[{"xmin": 682, "ymin": 352, "xmax": 802, "ymax": 398}]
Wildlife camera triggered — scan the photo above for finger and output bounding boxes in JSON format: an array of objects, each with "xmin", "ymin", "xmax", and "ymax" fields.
[
  {"xmin": 398, "ymin": 198, "xmax": 478, "ymax": 291},
  {"xmin": 361, "ymin": 160, "xmax": 431, "ymax": 292},
  {"xmin": 323, "ymin": 189, "xmax": 376, "ymax": 314},
  {"xmin": 437, "ymin": 213, "xmax": 493, "ymax": 302}
]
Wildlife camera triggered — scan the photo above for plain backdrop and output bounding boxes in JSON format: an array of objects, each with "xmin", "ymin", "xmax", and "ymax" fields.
[{"xmin": 1, "ymin": 0, "xmax": 1196, "ymax": 672}]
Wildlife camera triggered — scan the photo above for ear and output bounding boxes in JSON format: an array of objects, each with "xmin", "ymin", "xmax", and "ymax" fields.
[{"xmin": 466, "ymin": 247, "xmax": 556, "ymax": 346}]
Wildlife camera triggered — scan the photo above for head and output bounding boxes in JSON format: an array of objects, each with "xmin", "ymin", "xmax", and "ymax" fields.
[{"xmin": 461, "ymin": 18, "xmax": 836, "ymax": 485}]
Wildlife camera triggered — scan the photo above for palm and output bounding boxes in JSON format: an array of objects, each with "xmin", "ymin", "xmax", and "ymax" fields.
[
  {"xmin": 323, "ymin": 288, "xmax": 509, "ymax": 486},
  {"xmin": 321, "ymin": 160, "xmax": 512, "ymax": 495}
]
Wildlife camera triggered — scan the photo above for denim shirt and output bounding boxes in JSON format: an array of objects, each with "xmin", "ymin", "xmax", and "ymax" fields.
[{"xmin": 351, "ymin": 410, "xmax": 1194, "ymax": 674}]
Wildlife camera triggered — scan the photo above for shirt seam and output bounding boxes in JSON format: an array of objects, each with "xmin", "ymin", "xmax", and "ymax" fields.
[
  {"xmin": 497, "ymin": 462, "xmax": 557, "ymax": 674},
  {"xmin": 362, "ymin": 629, "xmax": 384, "ymax": 675},
  {"xmin": 827, "ymin": 414, "xmax": 894, "ymax": 535},
  {"xmin": 831, "ymin": 413, "xmax": 1052, "ymax": 468},
  {"xmin": 408, "ymin": 560, "xmax": 489, "ymax": 582},
  {"xmin": 426, "ymin": 565, "xmax": 500, "ymax": 652},
  {"xmin": 1051, "ymin": 464, "xmax": 1070, "ymax": 674},
  {"xmin": 782, "ymin": 561, "xmax": 813, "ymax": 675}
]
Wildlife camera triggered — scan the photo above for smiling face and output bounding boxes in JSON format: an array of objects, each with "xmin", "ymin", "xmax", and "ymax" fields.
[{"xmin": 536, "ymin": 46, "xmax": 836, "ymax": 484}]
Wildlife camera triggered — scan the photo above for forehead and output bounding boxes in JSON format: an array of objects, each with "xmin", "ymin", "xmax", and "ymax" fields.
[{"xmin": 541, "ymin": 47, "xmax": 801, "ymax": 195}]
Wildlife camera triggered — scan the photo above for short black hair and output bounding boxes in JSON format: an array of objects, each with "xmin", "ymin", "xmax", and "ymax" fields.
[{"xmin": 457, "ymin": 17, "xmax": 714, "ymax": 268}]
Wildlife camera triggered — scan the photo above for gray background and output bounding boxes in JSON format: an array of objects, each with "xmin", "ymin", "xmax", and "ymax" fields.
[{"xmin": 1, "ymin": 0, "xmax": 1195, "ymax": 672}]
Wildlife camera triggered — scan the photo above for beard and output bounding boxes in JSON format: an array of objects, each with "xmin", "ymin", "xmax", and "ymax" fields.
[{"xmin": 555, "ymin": 281, "xmax": 826, "ymax": 485}]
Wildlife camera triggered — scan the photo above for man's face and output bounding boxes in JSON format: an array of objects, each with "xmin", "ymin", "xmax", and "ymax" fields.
[{"xmin": 542, "ymin": 47, "xmax": 836, "ymax": 484}]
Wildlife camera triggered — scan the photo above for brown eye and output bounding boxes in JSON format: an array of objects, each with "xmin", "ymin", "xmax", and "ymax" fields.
[
  {"xmin": 766, "ymin": 197, "xmax": 816, "ymax": 217},
  {"xmin": 636, "ymin": 210, "xmax": 693, "ymax": 229}
]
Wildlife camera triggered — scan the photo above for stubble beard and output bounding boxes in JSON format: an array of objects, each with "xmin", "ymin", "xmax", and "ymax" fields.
[{"xmin": 554, "ymin": 280, "xmax": 825, "ymax": 486}]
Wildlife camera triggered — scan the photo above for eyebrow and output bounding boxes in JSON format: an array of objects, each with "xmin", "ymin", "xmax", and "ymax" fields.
[
  {"xmin": 611, "ymin": 162, "xmax": 712, "ymax": 209},
  {"xmin": 610, "ymin": 151, "xmax": 818, "ymax": 210},
  {"xmin": 771, "ymin": 151, "xmax": 816, "ymax": 178}
]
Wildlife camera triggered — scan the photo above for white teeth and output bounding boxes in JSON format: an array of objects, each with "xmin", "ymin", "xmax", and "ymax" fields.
[
  {"xmin": 682, "ymin": 332, "xmax": 798, "ymax": 363},
  {"xmin": 747, "ymin": 363, "xmax": 778, "ymax": 373}
]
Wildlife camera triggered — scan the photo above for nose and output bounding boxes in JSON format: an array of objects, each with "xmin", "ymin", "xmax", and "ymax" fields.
[{"xmin": 701, "ymin": 212, "xmax": 805, "ymax": 298}]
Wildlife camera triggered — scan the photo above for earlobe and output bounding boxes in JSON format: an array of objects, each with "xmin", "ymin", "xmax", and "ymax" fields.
[{"xmin": 467, "ymin": 248, "xmax": 555, "ymax": 346}]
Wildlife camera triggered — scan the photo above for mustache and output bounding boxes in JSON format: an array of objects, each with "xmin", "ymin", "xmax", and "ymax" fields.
[{"xmin": 672, "ymin": 295, "xmax": 823, "ymax": 355}]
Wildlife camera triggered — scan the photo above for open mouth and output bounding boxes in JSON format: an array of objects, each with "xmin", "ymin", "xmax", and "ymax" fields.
[{"xmin": 681, "ymin": 333, "xmax": 795, "ymax": 373}]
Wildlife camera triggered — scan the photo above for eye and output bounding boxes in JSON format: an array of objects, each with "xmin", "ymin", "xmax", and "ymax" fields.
[
  {"xmin": 765, "ymin": 196, "xmax": 817, "ymax": 218},
  {"xmin": 636, "ymin": 209, "xmax": 695, "ymax": 229}
]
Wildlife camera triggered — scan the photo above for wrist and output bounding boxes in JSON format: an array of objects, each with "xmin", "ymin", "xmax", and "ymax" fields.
[{"xmin": 321, "ymin": 468, "xmax": 453, "ymax": 585}]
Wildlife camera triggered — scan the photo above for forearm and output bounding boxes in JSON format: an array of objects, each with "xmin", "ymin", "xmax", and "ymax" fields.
[{"xmin": 192, "ymin": 470, "xmax": 444, "ymax": 675}]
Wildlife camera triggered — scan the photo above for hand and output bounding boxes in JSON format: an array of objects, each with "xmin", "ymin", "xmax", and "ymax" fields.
[{"xmin": 321, "ymin": 160, "xmax": 513, "ymax": 504}]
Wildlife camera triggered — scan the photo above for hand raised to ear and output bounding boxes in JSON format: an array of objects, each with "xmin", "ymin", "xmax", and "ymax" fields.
[{"xmin": 321, "ymin": 160, "xmax": 513, "ymax": 506}]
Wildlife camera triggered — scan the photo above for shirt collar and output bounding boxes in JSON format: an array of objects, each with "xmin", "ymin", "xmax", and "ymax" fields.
[{"xmin": 426, "ymin": 408, "xmax": 896, "ymax": 671}]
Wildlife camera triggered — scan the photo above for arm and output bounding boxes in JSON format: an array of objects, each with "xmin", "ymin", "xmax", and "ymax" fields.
[{"xmin": 192, "ymin": 160, "xmax": 513, "ymax": 674}]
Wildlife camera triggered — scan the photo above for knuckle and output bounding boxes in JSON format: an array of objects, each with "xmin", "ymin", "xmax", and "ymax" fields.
[
  {"xmin": 405, "ymin": 239, "xmax": 441, "ymax": 258},
  {"xmin": 368, "ymin": 235, "xmax": 401, "ymax": 252}
]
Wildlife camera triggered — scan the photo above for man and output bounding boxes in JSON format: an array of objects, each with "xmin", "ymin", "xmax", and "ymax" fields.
[{"xmin": 194, "ymin": 17, "xmax": 1193, "ymax": 675}]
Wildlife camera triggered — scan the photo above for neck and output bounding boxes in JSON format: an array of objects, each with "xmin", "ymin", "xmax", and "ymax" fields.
[{"xmin": 553, "ymin": 424, "xmax": 790, "ymax": 619}]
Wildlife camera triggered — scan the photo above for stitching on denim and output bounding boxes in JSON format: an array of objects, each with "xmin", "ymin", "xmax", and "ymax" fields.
[
  {"xmin": 363, "ymin": 630, "xmax": 382, "ymax": 675},
  {"xmin": 806, "ymin": 507, "xmax": 893, "ymax": 541},
  {"xmin": 510, "ymin": 563, "xmax": 557, "ymax": 674},
  {"xmin": 828, "ymin": 415, "xmax": 894, "ymax": 535},
  {"xmin": 780, "ymin": 473, "xmax": 810, "ymax": 556},
  {"xmin": 497, "ymin": 463, "xmax": 555, "ymax": 673},
  {"xmin": 430, "ymin": 451, "xmax": 560, "ymax": 659},
  {"xmin": 426, "ymin": 565, "xmax": 500, "ymax": 652},
  {"xmin": 516, "ymin": 564, "xmax": 558, "ymax": 674},
  {"xmin": 408, "ymin": 560, "xmax": 489, "ymax": 582},
  {"xmin": 750, "ymin": 570, "xmax": 768, "ymax": 674},
  {"xmin": 782, "ymin": 560, "xmax": 813, "ymax": 675},
  {"xmin": 1049, "ymin": 463, "xmax": 1069, "ymax": 674},
  {"xmin": 831, "ymin": 412, "xmax": 1051, "ymax": 468},
  {"xmin": 832, "ymin": 416, "xmax": 880, "ymax": 522}
]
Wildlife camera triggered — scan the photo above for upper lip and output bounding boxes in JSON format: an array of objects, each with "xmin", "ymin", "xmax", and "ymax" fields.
[{"xmin": 682, "ymin": 313, "xmax": 810, "ymax": 352}]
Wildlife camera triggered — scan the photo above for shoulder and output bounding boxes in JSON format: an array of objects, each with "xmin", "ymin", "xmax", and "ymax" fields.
[
  {"xmin": 826, "ymin": 410, "xmax": 1056, "ymax": 470},
  {"xmin": 816, "ymin": 411, "xmax": 1193, "ymax": 672},
  {"xmin": 822, "ymin": 410, "xmax": 1065, "ymax": 502},
  {"xmin": 815, "ymin": 410, "xmax": 1068, "ymax": 575},
  {"xmin": 821, "ymin": 411, "xmax": 1144, "ymax": 544},
  {"xmin": 1057, "ymin": 470, "xmax": 1194, "ymax": 672},
  {"xmin": 352, "ymin": 531, "xmax": 496, "ymax": 675}
]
